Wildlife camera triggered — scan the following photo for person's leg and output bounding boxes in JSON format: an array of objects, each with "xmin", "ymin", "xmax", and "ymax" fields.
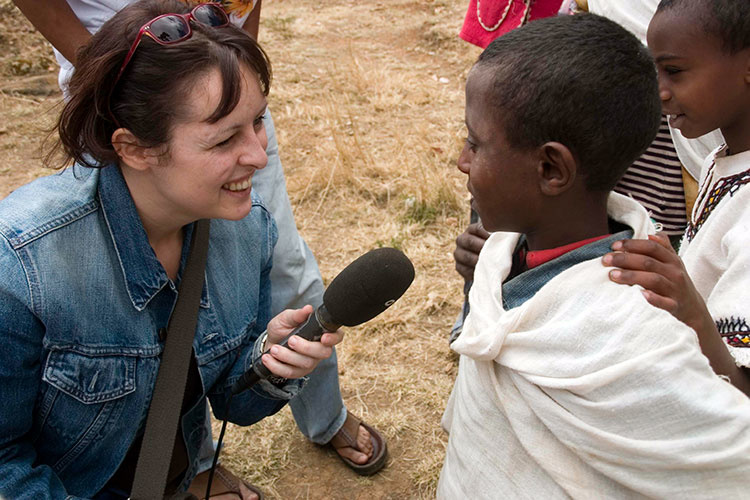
[
  {"xmin": 288, "ymin": 348, "xmax": 347, "ymax": 444},
  {"xmin": 255, "ymin": 112, "xmax": 380, "ymax": 468},
  {"xmin": 194, "ymin": 110, "xmax": 384, "ymax": 473}
]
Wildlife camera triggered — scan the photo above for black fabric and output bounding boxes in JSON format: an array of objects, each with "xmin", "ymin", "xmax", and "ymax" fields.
[
  {"xmin": 102, "ymin": 354, "xmax": 203, "ymax": 495},
  {"xmin": 129, "ymin": 219, "xmax": 210, "ymax": 499}
]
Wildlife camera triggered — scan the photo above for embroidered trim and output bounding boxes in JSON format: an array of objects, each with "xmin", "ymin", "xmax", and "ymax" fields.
[
  {"xmin": 685, "ymin": 164, "xmax": 750, "ymax": 242},
  {"xmin": 715, "ymin": 316, "xmax": 750, "ymax": 347},
  {"xmin": 476, "ymin": 0, "xmax": 532, "ymax": 32}
]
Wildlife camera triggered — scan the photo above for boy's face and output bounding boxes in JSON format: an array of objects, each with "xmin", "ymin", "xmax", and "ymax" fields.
[
  {"xmin": 458, "ymin": 68, "xmax": 541, "ymax": 233},
  {"xmin": 647, "ymin": 8, "xmax": 750, "ymax": 146}
]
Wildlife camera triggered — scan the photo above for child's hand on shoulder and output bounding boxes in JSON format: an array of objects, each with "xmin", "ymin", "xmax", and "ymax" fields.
[{"xmin": 601, "ymin": 234, "xmax": 709, "ymax": 333}]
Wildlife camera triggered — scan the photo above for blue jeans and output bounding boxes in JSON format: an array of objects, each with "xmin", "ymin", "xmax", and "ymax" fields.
[{"xmin": 197, "ymin": 110, "xmax": 347, "ymax": 474}]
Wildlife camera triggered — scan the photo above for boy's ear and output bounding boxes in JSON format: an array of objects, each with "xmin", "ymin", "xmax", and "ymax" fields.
[
  {"xmin": 111, "ymin": 128, "xmax": 160, "ymax": 171},
  {"xmin": 537, "ymin": 142, "xmax": 577, "ymax": 196}
]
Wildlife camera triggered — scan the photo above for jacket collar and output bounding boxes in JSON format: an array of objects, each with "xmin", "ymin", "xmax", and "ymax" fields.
[{"xmin": 98, "ymin": 164, "xmax": 204, "ymax": 311}]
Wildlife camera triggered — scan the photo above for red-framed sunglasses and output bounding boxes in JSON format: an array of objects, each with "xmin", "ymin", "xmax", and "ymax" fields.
[{"xmin": 114, "ymin": 2, "xmax": 230, "ymax": 85}]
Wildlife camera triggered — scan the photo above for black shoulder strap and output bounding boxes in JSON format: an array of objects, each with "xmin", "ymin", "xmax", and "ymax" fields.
[{"xmin": 130, "ymin": 219, "xmax": 210, "ymax": 500}]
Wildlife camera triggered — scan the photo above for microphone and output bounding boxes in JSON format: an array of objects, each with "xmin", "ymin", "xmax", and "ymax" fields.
[{"xmin": 231, "ymin": 247, "xmax": 415, "ymax": 395}]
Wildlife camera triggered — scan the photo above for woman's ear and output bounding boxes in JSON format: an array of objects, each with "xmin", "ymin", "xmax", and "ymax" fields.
[
  {"xmin": 111, "ymin": 128, "xmax": 158, "ymax": 171},
  {"xmin": 537, "ymin": 142, "xmax": 577, "ymax": 196}
]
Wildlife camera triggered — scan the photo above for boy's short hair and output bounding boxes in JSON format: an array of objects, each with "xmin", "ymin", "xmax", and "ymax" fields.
[
  {"xmin": 474, "ymin": 13, "xmax": 661, "ymax": 192},
  {"xmin": 657, "ymin": 0, "xmax": 750, "ymax": 54}
]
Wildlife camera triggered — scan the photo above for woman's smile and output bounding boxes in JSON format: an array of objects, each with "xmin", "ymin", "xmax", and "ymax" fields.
[{"xmin": 222, "ymin": 174, "xmax": 253, "ymax": 193}]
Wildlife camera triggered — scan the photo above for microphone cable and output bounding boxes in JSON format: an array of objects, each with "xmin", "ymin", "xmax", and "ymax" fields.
[{"xmin": 203, "ymin": 396, "xmax": 232, "ymax": 500}]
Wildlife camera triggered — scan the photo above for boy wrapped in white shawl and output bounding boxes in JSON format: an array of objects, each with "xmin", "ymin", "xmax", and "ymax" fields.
[{"xmin": 439, "ymin": 193, "xmax": 750, "ymax": 498}]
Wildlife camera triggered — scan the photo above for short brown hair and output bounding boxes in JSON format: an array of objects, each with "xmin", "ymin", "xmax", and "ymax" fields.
[{"xmin": 50, "ymin": 0, "xmax": 271, "ymax": 168}]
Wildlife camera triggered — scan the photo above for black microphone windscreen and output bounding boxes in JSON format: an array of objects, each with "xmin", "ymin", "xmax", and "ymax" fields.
[{"xmin": 323, "ymin": 247, "xmax": 414, "ymax": 327}]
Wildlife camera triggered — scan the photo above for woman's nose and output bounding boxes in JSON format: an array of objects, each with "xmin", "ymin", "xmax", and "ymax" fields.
[{"xmin": 239, "ymin": 130, "xmax": 268, "ymax": 170}]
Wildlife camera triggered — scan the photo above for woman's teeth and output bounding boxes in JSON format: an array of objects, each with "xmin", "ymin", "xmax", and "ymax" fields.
[{"xmin": 223, "ymin": 179, "xmax": 250, "ymax": 192}]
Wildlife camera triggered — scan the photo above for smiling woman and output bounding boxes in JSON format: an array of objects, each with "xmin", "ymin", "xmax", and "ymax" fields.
[
  {"xmin": 113, "ymin": 65, "xmax": 269, "ymax": 260},
  {"xmin": 0, "ymin": 1, "xmax": 345, "ymax": 498}
]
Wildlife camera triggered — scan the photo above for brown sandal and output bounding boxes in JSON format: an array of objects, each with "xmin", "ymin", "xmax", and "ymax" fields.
[
  {"xmin": 327, "ymin": 410, "xmax": 388, "ymax": 476},
  {"xmin": 187, "ymin": 464, "xmax": 264, "ymax": 500}
]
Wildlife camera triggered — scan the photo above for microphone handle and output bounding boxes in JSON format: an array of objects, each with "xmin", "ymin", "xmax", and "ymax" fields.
[{"xmin": 230, "ymin": 307, "xmax": 331, "ymax": 395}]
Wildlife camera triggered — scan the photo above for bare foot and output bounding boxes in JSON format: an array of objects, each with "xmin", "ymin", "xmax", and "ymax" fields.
[{"xmin": 335, "ymin": 424, "xmax": 373, "ymax": 465}]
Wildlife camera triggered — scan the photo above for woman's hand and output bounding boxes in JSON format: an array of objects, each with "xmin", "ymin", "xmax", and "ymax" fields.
[
  {"xmin": 601, "ymin": 234, "xmax": 708, "ymax": 331},
  {"xmin": 454, "ymin": 221, "xmax": 490, "ymax": 283},
  {"xmin": 261, "ymin": 305, "xmax": 344, "ymax": 380}
]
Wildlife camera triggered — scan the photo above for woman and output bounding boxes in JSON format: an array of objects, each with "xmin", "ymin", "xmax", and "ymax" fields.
[{"xmin": 0, "ymin": 1, "xmax": 342, "ymax": 498}]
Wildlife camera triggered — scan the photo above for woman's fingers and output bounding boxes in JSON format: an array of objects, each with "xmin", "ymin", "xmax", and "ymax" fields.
[
  {"xmin": 263, "ymin": 335, "xmax": 334, "ymax": 379},
  {"xmin": 277, "ymin": 304, "xmax": 314, "ymax": 330},
  {"xmin": 263, "ymin": 306, "xmax": 344, "ymax": 379},
  {"xmin": 319, "ymin": 330, "xmax": 345, "ymax": 347}
]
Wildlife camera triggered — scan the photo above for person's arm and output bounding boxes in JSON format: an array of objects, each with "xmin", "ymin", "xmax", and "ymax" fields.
[
  {"xmin": 602, "ymin": 234, "xmax": 750, "ymax": 395},
  {"xmin": 241, "ymin": 0, "xmax": 262, "ymax": 40},
  {"xmin": 208, "ymin": 225, "xmax": 342, "ymax": 425},
  {"xmin": 12, "ymin": 0, "xmax": 91, "ymax": 64},
  {"xmin": 210, "ymin": 304, "xmax": 344, "ymax": 426},
  {"xmin": 0, "ymin": 238, "xmax": 79, "ymax": 498}
]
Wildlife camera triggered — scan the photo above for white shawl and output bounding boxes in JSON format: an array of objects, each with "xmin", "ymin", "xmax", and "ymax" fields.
[{"xmin": 438, "ymin": 193, "xmax": 750, "ymax": 499}]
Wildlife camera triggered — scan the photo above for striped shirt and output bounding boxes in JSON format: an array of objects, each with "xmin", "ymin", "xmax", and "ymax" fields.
[{"xmin": 614, "ymin": 116, "xmax": 687, "ymax": 235}]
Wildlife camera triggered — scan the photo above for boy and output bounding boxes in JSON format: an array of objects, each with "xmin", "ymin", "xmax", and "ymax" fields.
[
  {"xmin": 438, "ymin": 13, "xmax": 750, "ymax": 499},
  {"xmin": 604, "ymin": 0, "xmax": 750, "ymax": 394}
]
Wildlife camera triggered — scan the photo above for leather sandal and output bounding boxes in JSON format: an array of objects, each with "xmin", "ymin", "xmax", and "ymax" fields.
[
  {"xmin": 187, "ymin": 464, "xmax": 264, "ymax": 500},
  {"xmin": 327, "ymin": 410, "xmax": 388, "ymax": 476}
]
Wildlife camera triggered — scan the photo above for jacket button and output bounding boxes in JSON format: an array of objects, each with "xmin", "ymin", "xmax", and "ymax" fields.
[{"xmin": 158, "ymin": 327, "xmax": 167, "ymax": 341}]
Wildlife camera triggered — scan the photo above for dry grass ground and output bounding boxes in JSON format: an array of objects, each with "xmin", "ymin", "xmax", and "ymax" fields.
[{"xmin": 0, "ymin": 0, "xmax": 483, "ymax": 497}]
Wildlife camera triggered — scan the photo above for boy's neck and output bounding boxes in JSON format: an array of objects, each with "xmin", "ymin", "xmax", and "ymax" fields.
[{"xmin": 524, "ymin": 191, "xmax": 610, "ymax": 251}]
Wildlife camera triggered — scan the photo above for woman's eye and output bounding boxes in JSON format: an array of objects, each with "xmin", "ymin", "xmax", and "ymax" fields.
[
  {"xmin": 215, "ymin": 136, "xmax": 233, "ymax": 148},
  {"xmin": 664, "ymin": 66, "xmax": 683, "ymax": 75},
  {"xmin": 465, "ymin": 138, "xmax": 477, "ymax": 152},
  {"xmin": 253, "ymin": 113, "xmax": 266, "ymax": 129}
]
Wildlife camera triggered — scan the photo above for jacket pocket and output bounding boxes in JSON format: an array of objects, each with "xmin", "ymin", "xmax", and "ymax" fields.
[
  {"xmin": 44, "ymin": 350, "xmax": 136, "ymax": 403},
  {"xmin": 40, "ymin": 350, "xmax": 137, "ymax": 473}
]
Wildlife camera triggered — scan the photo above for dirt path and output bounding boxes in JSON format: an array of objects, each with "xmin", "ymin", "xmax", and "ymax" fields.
[{"xmin": 0, "ymin": 1, "xmax": 480, "ymax": 498}]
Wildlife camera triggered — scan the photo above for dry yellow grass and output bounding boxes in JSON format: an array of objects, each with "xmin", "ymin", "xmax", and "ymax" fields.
[{"xmin": 0, "ymin": 1, "xmax": 482, "ymax": 497}]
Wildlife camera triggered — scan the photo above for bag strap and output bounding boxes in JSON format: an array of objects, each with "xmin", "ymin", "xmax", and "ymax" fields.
[{"xmin": 130, "ymin": 219, "xmax": 211, "ymax": 500}]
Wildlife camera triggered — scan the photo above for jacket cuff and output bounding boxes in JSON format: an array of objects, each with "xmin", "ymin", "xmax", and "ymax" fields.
[{"xmin": 250, "ymin": 331, "xmax": 307, "ymax": 399}]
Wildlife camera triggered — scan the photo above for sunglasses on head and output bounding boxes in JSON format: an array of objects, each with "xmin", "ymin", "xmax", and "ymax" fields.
[{"xmin": 114, "ymin": 2, "xmax": 230, "ymax": 85}]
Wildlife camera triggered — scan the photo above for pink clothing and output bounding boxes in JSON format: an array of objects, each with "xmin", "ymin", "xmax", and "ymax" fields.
[{"xmin": 459, "ymin": 0, "xmax": 565, "ymax": 48}]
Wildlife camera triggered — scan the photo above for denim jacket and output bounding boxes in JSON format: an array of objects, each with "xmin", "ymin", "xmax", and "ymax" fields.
[{"xmin": 0, "ymin": 165, "xmax": 301, "ymax": 499}]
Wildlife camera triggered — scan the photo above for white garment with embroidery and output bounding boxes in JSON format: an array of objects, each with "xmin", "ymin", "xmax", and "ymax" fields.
[
  {"xmin": 438, "ymin": 192, "xmax": 750, "ymax": 499},
  {"xmin": 680, "ymin": 146, "xmax": 750, "ymax": 367}
]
